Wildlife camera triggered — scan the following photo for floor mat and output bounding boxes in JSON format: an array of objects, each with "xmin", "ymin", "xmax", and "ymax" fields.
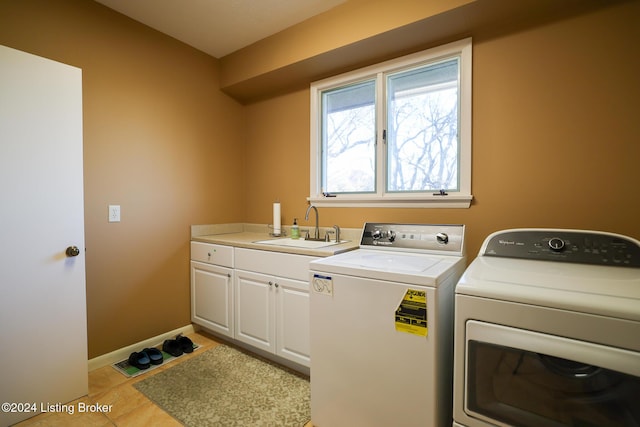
[{"xmin": 133, "ymin": 344, "xmax": 310, "ymax": 426}]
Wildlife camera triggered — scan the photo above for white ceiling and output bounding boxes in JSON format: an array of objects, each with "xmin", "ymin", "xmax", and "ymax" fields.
[{"xmin": 94, "ymin": 0, "xmax": 346, "ymax": 58}]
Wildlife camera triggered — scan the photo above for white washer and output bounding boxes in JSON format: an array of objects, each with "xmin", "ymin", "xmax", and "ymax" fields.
[
  {"xmin": 453, "ymin": 229, "xmax": 640, "ymax": 427},
  {"xmin": 309, "ymin": 223, "xmax": 466, "ymax": 427}
]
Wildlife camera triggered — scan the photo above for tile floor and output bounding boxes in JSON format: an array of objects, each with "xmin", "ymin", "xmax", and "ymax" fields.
[{"xmin": 14, "ymin": 331, "xmax": 313, "ymax": 427}]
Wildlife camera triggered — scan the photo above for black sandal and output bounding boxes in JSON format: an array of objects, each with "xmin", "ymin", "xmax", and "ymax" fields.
[
  {"xmin": 162, "ymin": 339, "xmax": 183, "ymax": 357},
  {"xmin": 128, "ymin": 351, "xmax": 151, "ymax": 370},
  {"xmin": 176, "ymin": 334, "xmax": 194, "ymax": 354},
  {"xmin": 144, "ymin": 347, "xmax": 164, "ymax": 365}
]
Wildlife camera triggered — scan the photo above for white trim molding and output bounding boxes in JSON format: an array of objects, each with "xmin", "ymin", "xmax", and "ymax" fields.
[{"xmin": 87, "ymin": 324, "xmax": 197, "ymax": 371}]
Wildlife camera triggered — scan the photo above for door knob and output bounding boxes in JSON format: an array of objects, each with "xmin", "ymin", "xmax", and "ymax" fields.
[{"xmin": 66, "ymin": 246, "xmax": 80, "ymax": 257}]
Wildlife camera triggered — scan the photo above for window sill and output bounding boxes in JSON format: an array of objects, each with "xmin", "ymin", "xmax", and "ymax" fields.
[{"xmin": 306, "ymin": 194, "xmax": 473, "ymax": 208}]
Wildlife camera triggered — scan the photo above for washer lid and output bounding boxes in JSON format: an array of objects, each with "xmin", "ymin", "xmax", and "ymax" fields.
[
  {"xmin": 310, "ymin": 249, "xmax": 465, "ymax": 286},
  {"xmin": 456, "ymin": 256, "xmax": 640, "ymax": 322}
]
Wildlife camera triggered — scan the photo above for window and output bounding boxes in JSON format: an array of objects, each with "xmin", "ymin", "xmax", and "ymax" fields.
[{"xmin": 309, "ymin": 38, "xmax": 472, "ymax": 208}]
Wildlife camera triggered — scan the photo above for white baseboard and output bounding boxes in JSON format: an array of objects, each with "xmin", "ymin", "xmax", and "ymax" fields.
[{"xmin": 87, "ymin": 324, "xmax": 197, "ymax": 371}]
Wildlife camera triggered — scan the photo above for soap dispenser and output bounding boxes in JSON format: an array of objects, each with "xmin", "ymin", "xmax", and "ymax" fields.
[{"xmin": 291, "ymin": 218, "xmax": 300, "ymax": 239}]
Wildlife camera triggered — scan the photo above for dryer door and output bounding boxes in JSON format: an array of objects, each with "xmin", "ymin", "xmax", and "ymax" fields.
[{"xmin": 463, "ymin": 321, "xmax": 640, "ymax": 427}]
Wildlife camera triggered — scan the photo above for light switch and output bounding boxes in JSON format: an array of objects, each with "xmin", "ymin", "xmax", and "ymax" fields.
[{"xmin": 108, "ymin": 205, "xmax": 121, "ymax": 222}]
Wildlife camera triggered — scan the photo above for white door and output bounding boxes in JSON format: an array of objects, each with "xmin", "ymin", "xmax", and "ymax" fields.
[{"xmin": 0, "ymin": 45, "xmax": 87, "ymax": 427}]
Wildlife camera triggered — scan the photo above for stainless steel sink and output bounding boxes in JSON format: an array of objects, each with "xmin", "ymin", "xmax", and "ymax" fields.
[{"xmin": 254, "ymin": 238, "xmax": 348, "ymax": 249}]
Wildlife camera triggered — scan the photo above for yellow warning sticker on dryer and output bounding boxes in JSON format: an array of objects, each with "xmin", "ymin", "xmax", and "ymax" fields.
[{"xmin": 395, "ymin": 289, "xmax": 427, "ymax": 336}]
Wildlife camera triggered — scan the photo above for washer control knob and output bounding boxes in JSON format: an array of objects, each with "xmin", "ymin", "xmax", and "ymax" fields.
[
  {"xmin": 548, "ymin": 237, "xmax": 565, "ymax": 252},
  {"xmin": 372, "ymin": 230, "xmax": 382, "ymax": 240},
  {"xmin": 436, "ymin": 232, "xmax": 449, "ymax": 244},
  {"xmin": 388, "ymin": 231, "xmax": 396, "ymax": 242}
]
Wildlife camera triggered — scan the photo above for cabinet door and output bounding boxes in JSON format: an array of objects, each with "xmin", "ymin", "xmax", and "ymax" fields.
[
  {"xmin": 276, "ymin": 277, "xmax": 311, "ymax": 367},
  {"xmin": 191, "ymin": 261, "xmax": 234, "ymax": 338},
  {"xmin": 234, "ymin": 269, "xmax": 275, "ymax": 353}
]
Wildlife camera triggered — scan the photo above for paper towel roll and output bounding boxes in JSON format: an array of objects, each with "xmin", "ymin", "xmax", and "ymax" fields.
[{"xmin": 273, "ymin": 202, "xmax": 281, "ymax": 236}]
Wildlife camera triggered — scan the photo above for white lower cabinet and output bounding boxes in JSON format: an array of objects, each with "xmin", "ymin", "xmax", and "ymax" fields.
[
  {"xmin": 191, "ymin": 243, "xmax": 317, "ymax": 369},
  {"xmin": 190, "ymin": 242, "xmax": 234, "ymax": 338},
  {"xmin": 234, "ymin": 269, "xmax": 274, "ymax": 352},
  {"xmin": 234, "ymin": 248, "xmax": 317, "ymax": 367},
  {"xmin": 235, "ymin": 269, "xmax": 311, "ymax": 366},
  {"xmin": 275, "ymin": 278, "xmax": 311, "ymax": 365},
  {"xmin": 191, "ymin": 261, "xmax": 234, "ymax": 338}
]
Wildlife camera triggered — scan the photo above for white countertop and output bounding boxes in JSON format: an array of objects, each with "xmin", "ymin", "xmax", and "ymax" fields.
[{"xmin": 191, "ymin": 223, "xmax": 360, "ymax": 257}]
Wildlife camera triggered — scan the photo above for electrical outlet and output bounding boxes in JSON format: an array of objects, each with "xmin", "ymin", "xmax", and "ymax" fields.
[{"xmin": 108, "ymin": 205, "xmax": 121, "ymax": 223}]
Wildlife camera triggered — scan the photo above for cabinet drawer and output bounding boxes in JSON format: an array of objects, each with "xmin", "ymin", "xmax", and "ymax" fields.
[
  {"xmin": 191, "ymin": 241, "xmax": 234, "ymax": 267},
  {"xmin": 235, "ymin": 248, "xmax": 319, "ymax": 281}
]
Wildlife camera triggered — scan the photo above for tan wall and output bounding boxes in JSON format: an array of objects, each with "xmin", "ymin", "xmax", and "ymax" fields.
[
  {"xmin": 0, "ymin": 0, "xmax": 245, "ymax": 358},
  {"xmin": 220, "ymin": 0, "xmax": 474, "ymax": 94},
  {"xmin": 244, "ymin": 1, "xmax": 640, "ymax": 258},
  {"xmin": 1, "ymin": 0, "xmax": 638, "ymax": 359}
]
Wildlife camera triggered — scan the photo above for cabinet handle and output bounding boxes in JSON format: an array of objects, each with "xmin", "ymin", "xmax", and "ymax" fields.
[
  {"xmin": 227, "ymin": 273, "xmax": 231, "ymax": 278},
  {"xmin": 268, "ymin": 281, "xmax": 273, "ymax": 287},
  {"xmin": 274, "ymin": 282, "xmax": 279, "ymax": 288}
]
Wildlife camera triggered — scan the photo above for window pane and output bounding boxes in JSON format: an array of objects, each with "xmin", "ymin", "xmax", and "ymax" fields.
[
  {"xmin": 387, "ymin": 59, "xmax": 459, "ymax": 192},
  {"xmin": 322, "ymin": 80, "xmax": 376, "ymax": 193}
]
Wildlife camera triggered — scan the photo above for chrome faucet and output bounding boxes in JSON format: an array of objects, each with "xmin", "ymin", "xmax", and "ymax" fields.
[
  {"xmin": 333, "ymin": 225, "xmax": 341, "ymax": 243},
  {"xmin": 304, "ymin": 204, "xmax": 320, "ymax": 240}
]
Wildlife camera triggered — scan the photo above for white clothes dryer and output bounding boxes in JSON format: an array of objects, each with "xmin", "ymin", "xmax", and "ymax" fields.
[
  {"xmin": 310, "ymin": 223, "xmax": 466, "ymax": 427},
  {"xmin": 453, "ymin": 229, "xmax": 640, "ymax": 427}
]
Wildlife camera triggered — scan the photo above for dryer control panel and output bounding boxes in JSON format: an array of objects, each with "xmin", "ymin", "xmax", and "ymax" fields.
[
  {"xmin": 482, "ymin": 229, "xmax": 640, "ymax": 267},
  {"xmin": 360, "ymin": 223, "xmax": 465, "ymax": 255}
]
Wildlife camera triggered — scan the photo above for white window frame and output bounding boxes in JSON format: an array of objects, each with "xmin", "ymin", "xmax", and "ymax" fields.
[{"xmin": 309, "ymin": 38, "xmax": 472, "ymax": 208}]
